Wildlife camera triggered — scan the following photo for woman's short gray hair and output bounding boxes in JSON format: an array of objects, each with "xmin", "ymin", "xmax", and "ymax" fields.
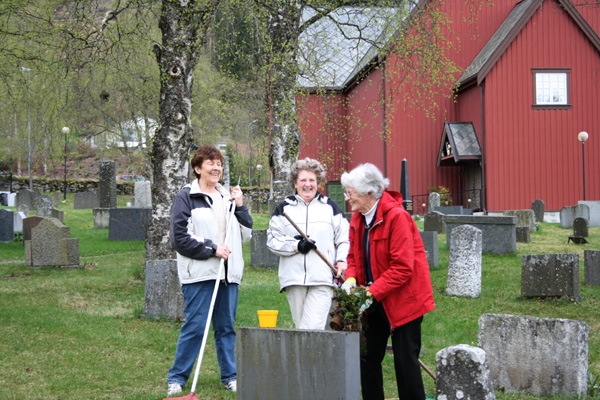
[
  {"xmin": 288, "ymin": 157, "xmax": 326, "ymax": 188},
  {"xmin": 341, "ymin": 163, "xmax": 389, "ymax": 200}
]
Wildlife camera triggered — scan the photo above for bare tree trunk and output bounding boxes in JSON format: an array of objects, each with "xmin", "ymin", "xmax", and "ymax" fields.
[{"xmin": 145, "ymin": 0, "xmax": 220, "ymax": 261}]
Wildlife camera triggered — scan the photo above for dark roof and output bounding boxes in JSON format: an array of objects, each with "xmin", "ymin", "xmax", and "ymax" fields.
[
  {"xmin": 456, "ymin": 0, "xmax": 600, "ymax": 89},
  {"xmin": 437, "ymin": 122, "xmax": 482, "ymax": 167}
]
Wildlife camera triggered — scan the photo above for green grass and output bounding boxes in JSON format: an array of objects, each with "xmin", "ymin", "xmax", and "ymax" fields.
[{"xmin": 1, "ymin": 197, "xmax": 599, "ymax": 399}]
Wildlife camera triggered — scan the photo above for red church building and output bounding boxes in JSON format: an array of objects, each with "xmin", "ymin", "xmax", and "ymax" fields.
[{"xmin": 297, "ymin": 0, "xmax": 600, "ymax": 213}]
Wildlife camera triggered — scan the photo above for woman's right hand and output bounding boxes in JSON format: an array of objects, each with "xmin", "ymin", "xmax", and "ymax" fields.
[{"xmin": 215, "ymin": 244, "xmax": 231, "ymax": 260}]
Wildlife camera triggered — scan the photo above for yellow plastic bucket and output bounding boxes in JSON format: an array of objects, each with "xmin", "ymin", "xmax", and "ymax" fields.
[{"xmin": 257, "ymin": 310, "xmax": 278, "ymax": 328}]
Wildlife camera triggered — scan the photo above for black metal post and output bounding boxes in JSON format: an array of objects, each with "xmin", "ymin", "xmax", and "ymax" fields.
[{"xmin": 582, "ymin": 141, "xmax": 586, "ymax": 201}]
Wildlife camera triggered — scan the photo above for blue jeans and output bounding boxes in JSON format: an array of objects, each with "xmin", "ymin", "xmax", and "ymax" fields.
[{"xmin": 168, "ymin": 280, "xmax": 239, "ymax": 386}]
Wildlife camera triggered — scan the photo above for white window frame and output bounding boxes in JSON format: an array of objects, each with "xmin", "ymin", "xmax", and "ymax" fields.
[{"xmin": 532, "ymin": 69, "xmax": 571, "ymax": 109}]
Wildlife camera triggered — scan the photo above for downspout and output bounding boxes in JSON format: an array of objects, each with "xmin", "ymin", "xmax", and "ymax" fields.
[
  {"xmin": 480, "ymin": 81, "xmax": 487, "ymax": 213},
  {"xmin": 382, "ymin": 62, "xmax": 387, "ymax": 177}
]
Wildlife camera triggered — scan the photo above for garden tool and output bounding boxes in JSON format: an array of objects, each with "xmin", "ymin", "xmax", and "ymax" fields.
[{"xmin": 282, "ymin": 211, "xmax": 344, "ymax": 283}]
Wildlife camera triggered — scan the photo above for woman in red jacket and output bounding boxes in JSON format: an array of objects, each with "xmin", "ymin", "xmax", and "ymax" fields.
[{"xmin": 340, "ymin": 163, "xmax": 435, "ymax": 400}]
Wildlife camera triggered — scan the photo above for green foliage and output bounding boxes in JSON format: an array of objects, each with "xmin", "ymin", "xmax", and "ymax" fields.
[
  {"xmin": 331, "ymin": 285, "xmax": 370, "ymax": 326},
  {"xmin": 428, "ymin": 184, "xmax": 453, "ymax": 206}
]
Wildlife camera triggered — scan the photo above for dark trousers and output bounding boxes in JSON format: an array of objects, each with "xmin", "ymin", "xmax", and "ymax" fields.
[{"xmin": 360, "ymin": 307, "xmax": 425, "ymax": 400}]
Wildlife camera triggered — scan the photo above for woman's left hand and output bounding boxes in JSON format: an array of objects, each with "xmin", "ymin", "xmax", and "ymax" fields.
[
  {"xmin": 231, "ymin": 186, "xmax": 244, "ymax": 207},
  {"xmin": 335, "ymin": 261, "xmax": 347, "ymax": 278}
]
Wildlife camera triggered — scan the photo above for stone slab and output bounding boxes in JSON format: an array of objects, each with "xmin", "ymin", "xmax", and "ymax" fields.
[
  {"xmin": 237, "ymin": 327, "xmax": 360, "ymax": 400},
  {"xmin": 446, "ymin": 215, "xmax": 517, "ymax": 255},
  {"xmin": 584, "ymin": 250, "xmax": 600, "ymax": 286},
  {"xmin": 74, "ymin": 191, "xmax": 99, "ymax": 209},
  {"xmin": 251, "ymin": 230, "xmax": 279, "ymax": 269},
  {"xmin": 478, "ymin": 313, "xmax": 588, "ymax": 397},
  {"xmin": 93, "ymin": 208, "xmax": 110, "ymax": 229},
  {"xmin": 108, "ymin": 208, "xmax": 151, "ymax": 241},
  {"xmin": 578, "ymin": 201, "xmax": 600, "ymax": 227},
  {"xmin": 560, "ymin": 204, "xmax": 590, "ymax": 229},
  {"xmin": 436, "ymin": 344, "xmax": 495, "ymax": 400},
  {"xmin": 0, "ymin": 209, "xmax": 14, "ymax": 242},
  {"xmin": 521, "ymin": 253, "xmax": 580, "ymax": 298},
  {"xmin": 419, "ymin": 230, "xmax": 439, "ymax": 268},
  {"xmin": 143, "ymin": 259, "xmax": 185, "ymax": 321}
]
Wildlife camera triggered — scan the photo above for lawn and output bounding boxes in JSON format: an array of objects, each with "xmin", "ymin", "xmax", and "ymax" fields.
[{"xmin": 1, "ymin": 196, "xmax": 599, "ymax": 399}]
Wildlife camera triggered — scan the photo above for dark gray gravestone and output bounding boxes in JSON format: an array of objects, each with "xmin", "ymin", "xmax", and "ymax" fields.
[
  {"xmin": 560, "ymin": 204, "xmax": 589, "ymax": 229},
  {"xmin": 573, "ymin": 217, "xmax": 588, "ymax": 237},
  {"xmin": 74, "ymin": 191, "xmax": 99, "ymax": 209},
  {"xmin": 584, "ymin": 250, "xmax": 600, "ymax": 286},
  {"xmin": 521, "ymin": 253, "xmax": 579, "ymax": 298},
  {"xmin": 144, "ymin": 259, "xmax": 185, "ymax": 321},
  {"xmin": 424, "ymin": 211, "xmax": 445, "ymax": 234},
  {"xmin": 446, "ymin": 225, "xmax": 482, "ymax": 298},
  {"xmin": 516, "ymin": 226, "xmax": 530, "ymax": 243},
  {"xmin": 0, "ymin": 209, "xmax": 14, "ymax": 242},
  {"xmin": 419, "ymin": 230, "xmax": 438, "ymax": 268},
  {"xmin": 50, "ymin": 208, "xmax": 64, "ymax": 223},
  {"xmin": 251, "ymin": 230, "xmax": 279, "ymax": 269},
  {"xmin": 108, "ymin": 208, "xmax": 151, "ymax": 241},
  {"xmin": 29, "ymin": 217, "xmax": 80, "ymax": 268},
  {"xmin": 436, "ymin": 344, "xmax": 495, "ymax": 400},
  {"xmin": 98, "ymin": 160, "xmax": 117, "ymax": 208},
  {"xmin": 16, "ymin": 189, "xmax": 37, "ymax": 209},
  {"xmin": 446, "ymin": 215, "xmax": 517, "ymax": 255},
  {"xmin": 434, "ymin": 205, "xmax": 464, "ymax": 215},
  {"xmin": 237, "ymin": 328, "xmax": 360, "ymax": 400},
  {"xmin": 531, "ymin": 199, "xmax": 545, "ymax": 223},
  {"xmin": 478, "ymin": 314, "xmax": 588, "ymax": 397}
]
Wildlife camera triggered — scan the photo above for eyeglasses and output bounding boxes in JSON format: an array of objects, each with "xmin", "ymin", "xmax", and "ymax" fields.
[{"xmin": 344, "ymin": 190, "xmax": 356, "ymax": 199}]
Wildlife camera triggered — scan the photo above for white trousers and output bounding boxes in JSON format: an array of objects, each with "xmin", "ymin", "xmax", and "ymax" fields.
[{"xmin": 285, "ymin": 285, "xmax": 333, "ymax": 330}]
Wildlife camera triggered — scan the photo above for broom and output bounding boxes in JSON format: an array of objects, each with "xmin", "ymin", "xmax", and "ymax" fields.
[{"xmin": 165, "ymin": 198, "xmax": 238, "ymax": 400}]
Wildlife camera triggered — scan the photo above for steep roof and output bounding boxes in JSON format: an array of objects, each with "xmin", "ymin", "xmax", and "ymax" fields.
[{"xmin": 456, "ymin": 0, "xmax": 600, "ymax": 89}]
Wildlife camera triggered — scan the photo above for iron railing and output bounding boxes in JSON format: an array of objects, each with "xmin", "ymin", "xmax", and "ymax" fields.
[{"xmin": 411, "ymin": 189, "xmax": 482, "ymax": 215}]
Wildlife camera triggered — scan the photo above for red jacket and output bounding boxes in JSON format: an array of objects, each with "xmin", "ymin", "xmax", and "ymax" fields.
[{"xmin": 346, "ymin": 191, "xmax": 435, "ymax": 329}]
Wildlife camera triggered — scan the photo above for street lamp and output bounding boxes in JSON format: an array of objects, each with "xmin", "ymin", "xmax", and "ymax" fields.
[
  {"xmin": 62, "ymin": 126, "xmax": 70, "ymax": 200},
  {"xmin": 578, "ymin": 131, "xmax": 589, "ymax": 201},
  {"xmin": 21, "ymin": 67, "xmax": 32, "ymax": 189},
  {"xmin": 256, "ymin": 164, "xmax": 262, "ymax": 187}
]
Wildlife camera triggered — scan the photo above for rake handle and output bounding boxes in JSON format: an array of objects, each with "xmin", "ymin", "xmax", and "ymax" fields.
[{"xmin": 282, "ymin": 211, "xmax": 344, "ymax": 283}]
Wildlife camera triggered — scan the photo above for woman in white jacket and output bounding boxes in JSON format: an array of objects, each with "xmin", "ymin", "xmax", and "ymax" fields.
[
  {"xmin": 166, "ymin": 145, "xmax": 252, "ymax": 396},
  {"xmin": 267, "ymin": 158, "xmax": 349, "ymax": 330}
]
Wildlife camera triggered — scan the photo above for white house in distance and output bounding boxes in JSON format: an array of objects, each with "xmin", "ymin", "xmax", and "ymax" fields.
[{"xmin": 90, "ymin": 117, "xmax": 158, "ymax": 150}]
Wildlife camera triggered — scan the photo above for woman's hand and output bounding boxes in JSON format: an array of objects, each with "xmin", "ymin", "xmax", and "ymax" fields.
[
  {"xmin": 335, "ymin": 261, "xmax": 347, "ymax": 278},
  {"xmin": 215, "ymin": 244, "xmax": 231, "ymax": 260},
  {"xmin": 231, "ymin": 186, "xmax": 244, "ymax": 207}
]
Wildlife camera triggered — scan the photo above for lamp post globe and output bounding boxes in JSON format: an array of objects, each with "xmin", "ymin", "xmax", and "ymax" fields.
[
  {"xmin": 578, "ymin": 131, "xmax": 588, "ymax": 201},
  {"xmin": 62, "ymin": 126, "xmax": 70, "ymax": 200},
  {"xmin": 256, "ymin": 164, "xmax": 262, "ymax": 187}
]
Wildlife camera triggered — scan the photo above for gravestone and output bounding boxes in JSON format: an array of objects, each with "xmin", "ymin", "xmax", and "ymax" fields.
[
  {"xmin": 436, "ymin": 344, "xmax": 495, "ymax": 400},
  {"xmin": 478, "ymin": 313, "xmax": 588, "ymax": 397},
  {"xmin": 237, "ymin": 328, "xmax": 360, "ymax": 400},
  {"xmin": 98, "ymin": 160, "xmax": 117, "ymax": 208},
  {"xmin": 573, "ymin": 217, "xmax": 588, "ymax": 237},
  {"xmin": 521, "ymin": 253, "xmax": 579, "ymax": 298},
  {"xmin": 531, "ymin": 199, "xmax": 545, "ymax": 223},
  {"xmin": 4, "ymin": 192, "xmax": 16, "ymax": 207},
  {"xmin": 434, "ymin": 205, "xmax": 464, "ymax": 215},
  {"xmin": 51, "ymin": 208, "xmax": 64, "ymax": 223},
  {"xmin": 74, "ymin": 191, "xmax": 99, "ymax": 209},
  {"xmin": 26, "ymin": 217, "xmax": 80, "ymax": 268},
  {"xmin": 446, "ymin": 225, "xmax": 482, "ymax": 298},
  {"xmin": 423, "ymin": 211, "xmax": 445, "ymax": 234},
  {"xmin": 108, "ymin": 208, "xmax": 151, "ymax": 241},
  {"xmin": 14, "ymin": 211, "xmax": 27, "ymax": 232},
  {"xmin": 93, "ymin": 208, "xmax": 110, "ymax": 229},
  {"xmin": 559, "ymin": 204, "xmax": 589, "ymax": 229},
  {"xmin": 503, "ymin": 210, "xmax": 536, "ymax": 232},
  {"xmin": 516, "ymin": 226, "xmax": 530, "ymax": 243},
  {"xmin": 22, "ymin": 216, "xmax": 45, "ymax": 242},
  {"xmin": 584, "ymin": 250, "xmax": 600, "ymax": 286},
  {"xmin": 0, "ymin": 209, "xmax": 14, "ymax": 242},
  {"xmin": 15, "ymin": 188, "xmax": 37, "ymax": 209},
  {"xmin": 419, "ymin": 230, "xmax": 439, "ymax": 268},
  {"xmin": 144, "ymin": 259, "xmax": 185, "ymax": 321},
  {"xmin": 578, "ymin": 201, "xmax": 600, "ymax": 227},
  {"xmin": 428, "ymin": 192, "xmax": 441, "ymax": 214},
  {"xmin": 134, "ymin": 181, "xmax": 152, "ymax": 209},
  {"xmin": 251, "ymin": 230, "xmax": 279, "ymax": 269},
  {"xmin": 446, "ymin": 215, "xmax": 517, "ymax": 255},
  {"xmin": 35, "ymin": 195, "xmax": 52, "ymax": 217}
]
